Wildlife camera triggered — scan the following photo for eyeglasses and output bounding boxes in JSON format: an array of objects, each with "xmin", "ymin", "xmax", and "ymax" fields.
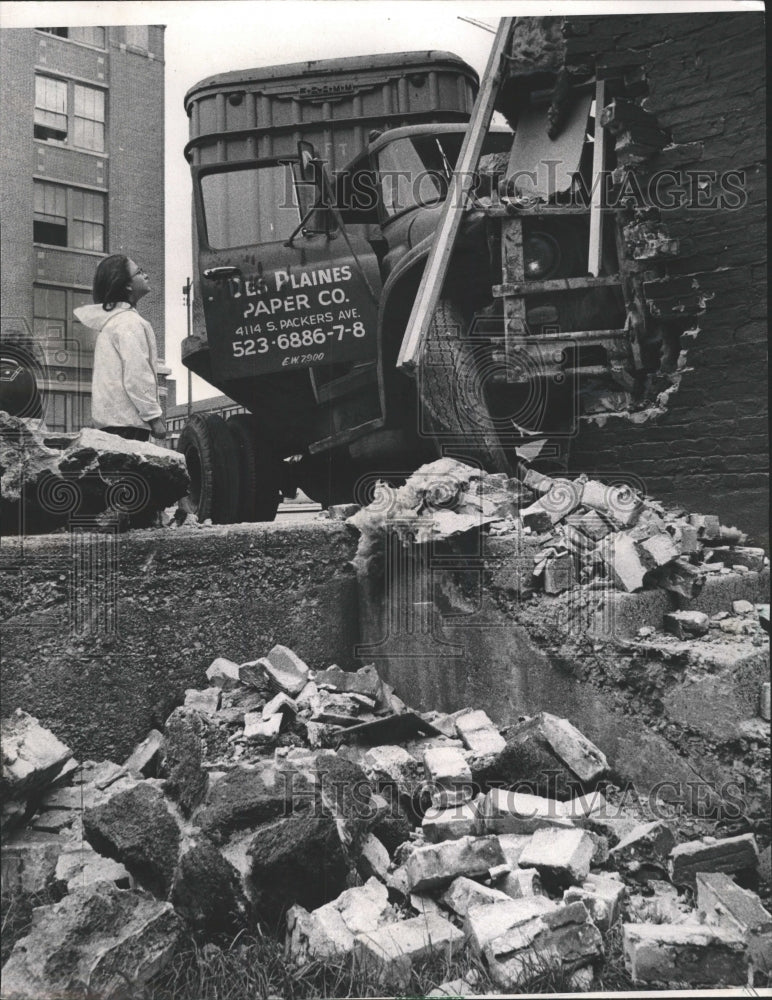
[{"xmin": 130, "ymin": 266, "xmax": 148, "ymax": 278}]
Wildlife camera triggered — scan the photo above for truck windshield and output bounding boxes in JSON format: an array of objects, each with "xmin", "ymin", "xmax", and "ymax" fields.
[
  {"xmin": 377, "ymin": 137, "xmax": 450, "ymax": 216},
  {"xmin": 376, "ymin": 131, "xmax": 512, "ymax": 218},
  {"xmin": 201, "ymin": 162, "xmax": 300, "ymax": 248}
]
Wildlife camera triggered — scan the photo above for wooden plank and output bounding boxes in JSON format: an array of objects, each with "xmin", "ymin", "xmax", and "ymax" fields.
[
  {"xmin": 524, "ymin": 328, "xmax": 627, "ymax": 343},
  {"xmin": 588, "ymin": 79, "xmax": 606, "ymax": 277},
  {"xmin": 493, "ymin": 275, "xmax": 621, "ymax": 297},
  {"xmin": 396, "ymin": 17, "xmax": 515, "ymax": 374},
  {"xmin": 484, "ymin": 204, "xmax": 591, "ymax": 218},
  {"xmin": 501, "ymin": 217, "xmax": 528, "ymax": 384},
  {"xmin": 308, "ymin": 416, "xmax": 384, "ymax": 455}
]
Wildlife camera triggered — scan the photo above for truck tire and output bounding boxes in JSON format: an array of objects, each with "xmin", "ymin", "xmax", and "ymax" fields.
[
  {"xmin": 421, "ymin": 298, "xmax": 509, "ymax": 472},
  {"xmin": 225, "ymin": 414, "xmax": 281, "ymax": 522},
  {"xmin": 177, "ymin": 413, "xmax": 240, "ymax": 524}
]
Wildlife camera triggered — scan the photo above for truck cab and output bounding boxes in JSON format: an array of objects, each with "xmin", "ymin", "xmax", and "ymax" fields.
[{"xmin": 179, "ymin": 50, "xmax": 628, "ymax": 522}]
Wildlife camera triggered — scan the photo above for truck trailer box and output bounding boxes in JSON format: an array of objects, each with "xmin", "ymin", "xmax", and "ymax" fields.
[{"xmin": 184, "ymin": 50, "xmax": 479, "ymax": 171}]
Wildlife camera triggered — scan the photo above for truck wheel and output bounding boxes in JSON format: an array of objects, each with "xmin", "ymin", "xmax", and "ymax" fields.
[
  {"xmin": 421, "ymin": 298, "xmax": 509, "ymax": 472},
  {"xmin": 225, "ymin": 414, "xmax": 281, "ymax": 522},
  {"xmin": 177, "ymin": 413, "xmax": 240, "ymax": 524}
]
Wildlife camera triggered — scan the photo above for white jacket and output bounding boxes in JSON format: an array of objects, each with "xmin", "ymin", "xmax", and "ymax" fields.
[{"xmin": 74, "ymin": 302, "xmax": 162, "ymax": 428}]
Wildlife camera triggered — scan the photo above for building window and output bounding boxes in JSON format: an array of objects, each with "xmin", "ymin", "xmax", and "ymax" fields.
[
  {"xmin": 33, "ymin": 182, "xmax": 67, "ymax": 245},
  {"xmin": 38, "ymin": 27, "xmax": 105, "ymax": 47},
  {"xmin": 34, "ymin": 75, "xmax": 68, "ymax": 142},
  {"xmin": 71, "ymin": 190, "xmax": 105, "ymax": 250},
  {"xmin": 73, "ymin": 85, "xmax": 105, "ymax": 152},
  {"xmin": 44, "ymin": 391, "xmax": 92, "ymax": 433},
  {"xmin": 34, "ymin": 286, "xmax": 96, "ymax": 351},
  {"xmin": 34, "ymin": 75, "xmax": 106, "ymax": 152},
  {"xmin": 33, "ymin": 286, "xmax": 67, "ymax": 339},
  {"xmin": 34, "ymin": 182, "xmax": 105, "ymax": 251}
]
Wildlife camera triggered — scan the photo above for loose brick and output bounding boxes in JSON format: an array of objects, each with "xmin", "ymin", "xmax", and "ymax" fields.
[
  {"xmin": 697, "ymin": 872, "xmax": 772, "ymax": 974},
  {"xmin": 261, "ymin": 693, "xmax": 297, "ymax": 720},
  {"xmin": 582, "ymin": 480, "xmax": 641, "ymax": 526},
  {"xmin": 183, "ymin": 688, "xmax": 221, "ymax": 715},
  {"xmin": 422, "ymin": 801, "xmax": 481, "ymax": 843},
  {"xmin": 286, "ymin": 877, "xmax": 395, "ymax": 963},
  {"xmin": 520, "ymin": 501, "xmax": 554, "ymax": 533},
  {"xmin": 494, "ymin": 867, "xmax": 542, "ymax": 899},
  {"xmin": 405, "ymin": 835, "xmax": 506, "ymax": 892},
  {"xmin": 669, "ymin": 833, "xmax": 759, "ymax": 887},
  {"xmin": 543, "ymin": 552, "xmax": 575, "ymax": 593},
  {"xmin": 422, "ymin": 747, "xmax": 473, "ymax": 791},
  {"xmin": 599, "ymin": 533, "xmax": 647, "ymax": 591},
  {"xmin": 663, "ymin": 610, "xmax": 710, "ymax": 638},
  {"xmin": 485, "ymin": 901, "xmax": 603, "ymax": 990},
  {"xmin": 638, "ymin": 531, "xmax": 680, "ymax": 568},
  {"xmin": 454, "ymin": 711, "xmax": 506, "ymax": 756},
  {"xmin": 253, "ymin": 645, "xmax": 310, "ymax": 696},
  {"xmin": 623, "ymin": 922, "xmax": 748, "ymax": 985},
  {"xmin": 480, "ymin": 789, "xmax": 574, "ymax": 835},
  {"xmin": 564, "ymin": 873, "xmax": 627, "ymax": 932},
  {"xmin": 354, "ymin": 911, "xmax": 463, "ymax": 986},
  {"xmin": 205, "ymin": 657, "xmax": 241, "ymax": 690},
  {"xmin": 519, "ymin": 827, "xmax": 596, "ymax": 886},
  {"xmin": 358, "ymin": 833, "xmax": 390, "ymax": 883},
  {"xmin": 363, "ymin": 746, "xmax": 423, "ymax": 796},
  {"xmin": 441, "ymin": 876, "xmax": 512, "ymax": 918},
  {"xmin": 496, "ymin": 833, "xmax": 533, "ymax": 867},
  {"xmin": 708, "ymin": 547, "xmax": 766, "ymax": 571},
  {"xmin": 610, "ymin": 820, "xmax": 675, "ymax": 865},
  {"xmin": 464, "ymin": 895, "xmax": 557, "ymax": 953},
  {"xmin": 531, "ymin": 713, "xmax": 608, "ymax": 784},
  {"xmin": 122, "ymin": 730, "xmax": 164, "ymax": 776}
]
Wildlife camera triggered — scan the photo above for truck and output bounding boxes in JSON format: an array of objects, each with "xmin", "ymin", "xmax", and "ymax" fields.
[{"xmin": 178, "ymin": 32, "xmax": 646, "ymax": 522}]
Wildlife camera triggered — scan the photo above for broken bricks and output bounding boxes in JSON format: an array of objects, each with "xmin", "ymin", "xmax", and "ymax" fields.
[
  {"xmin": 481, "ymin": 899, "xmax": 603, "ymax": 990},
  {"xmin": 3, "ymin": 636, "xmax": 770, "ymax": 996},
  {"xmin": 496, "ymin": 712, "xmax": 609, "ymax": 796},
  {"xmin": 1, "ymin": 882, "xmax": 184, "ymax": 1000},
  {"xmin": 519, "ymin": 827, "xmax": 596, "ymax": 887},
  {"xmin": 663, "ymin": 609, "xmax": 710, "ymax": 638},
  {"xmin": 405, "ymin": 834, "xmax": 505, "ymax": 892},
  {"xmin": 696, "ymin": 872, "xmax": 772, "ymax": 974},
  {"xmin": 353, "ymin": 911, "xmax": 464, "ymax": 987},
  {"xmin": 668, "ymin": 832, "xmax": 760, "ymax": 887},
  {"xmin": 286, "ymin": 877, "xmax": 396, "ymax": 963},
  {"xmin": 623, "ymin": 922, "xmax": 748, "ymax": 986}
]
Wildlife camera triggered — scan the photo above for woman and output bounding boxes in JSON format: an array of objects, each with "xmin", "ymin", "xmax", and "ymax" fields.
[{"xmin": 74, "ymin": 254, "xmax": 166, "ymax": 441}]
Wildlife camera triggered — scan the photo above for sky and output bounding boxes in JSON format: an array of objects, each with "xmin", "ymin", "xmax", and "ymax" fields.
[{"xmin": 2, "ymin": 0, "xmax": 760, "ymax": 403}]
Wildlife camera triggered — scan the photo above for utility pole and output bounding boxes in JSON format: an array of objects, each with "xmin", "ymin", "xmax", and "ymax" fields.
[{"xmin": 182, "ymin": 277, "xmax": 192, "ymax": 420}]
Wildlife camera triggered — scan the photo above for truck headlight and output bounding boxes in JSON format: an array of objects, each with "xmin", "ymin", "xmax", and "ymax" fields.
[{"xmin": 524, "ymin": 231, "xmax": 562, "ymax": 280}]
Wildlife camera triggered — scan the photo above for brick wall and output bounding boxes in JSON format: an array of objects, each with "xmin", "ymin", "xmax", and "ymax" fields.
[
  {"xmin": 560, "ymin": 13, "xmax": 767, "ymax": 548},
  {"xmin": 0, "ymin": 30, "xmax": 36, "ymax": 326},
  {"xmin": 108, "ymin": 27, "xmax": 166, "ymax": 360}
]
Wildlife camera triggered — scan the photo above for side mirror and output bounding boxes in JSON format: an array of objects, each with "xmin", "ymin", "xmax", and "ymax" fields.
[{"xmin": 297, "ymin": 140, "xmax": 318, "ymax": 185}]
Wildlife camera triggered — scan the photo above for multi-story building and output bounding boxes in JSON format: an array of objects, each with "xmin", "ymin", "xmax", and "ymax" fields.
[{"xmin": 0, "ymin": 24, "xmax": 174, "ymax": 432}]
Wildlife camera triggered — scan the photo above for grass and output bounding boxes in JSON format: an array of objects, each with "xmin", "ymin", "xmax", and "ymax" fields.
[
  {"xmin": 148, "ymin": 925, "xmax": 638, "ymax": 999},
  {"xmin": 1, "ymin": 886, "xmax": 60, "ymax": 966},
  {"xmin": 149, "ymin": 930, "xmax": 494, "ymax": 1000}
]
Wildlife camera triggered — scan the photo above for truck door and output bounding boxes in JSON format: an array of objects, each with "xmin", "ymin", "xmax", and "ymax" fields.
[{"xmin": 193, "ymin": 158, "xmax": 382, "ymax": 384}]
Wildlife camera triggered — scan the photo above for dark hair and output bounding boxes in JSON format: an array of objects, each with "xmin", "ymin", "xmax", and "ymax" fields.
[{"xmin": 93, "ymin": 254, "xmax": 132, "ymax": 311}]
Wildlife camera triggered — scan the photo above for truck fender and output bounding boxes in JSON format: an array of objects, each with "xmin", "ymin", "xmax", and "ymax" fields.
[{"xmin": 377, "ymin": 232, "xmax": 434, "ymax": 361}]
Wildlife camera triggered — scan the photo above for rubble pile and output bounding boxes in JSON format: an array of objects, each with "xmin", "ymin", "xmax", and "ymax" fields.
[
  {"xmin": 0, "ymin": 412, "xmax": 189, "ymax": 533},
  {"xmin": 3, "ymin": 648, "xmax": 770, "ymax": 996},
  {"xmin": 345, "ymin": 458, "xmax": 767, "ymax": 598}
]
